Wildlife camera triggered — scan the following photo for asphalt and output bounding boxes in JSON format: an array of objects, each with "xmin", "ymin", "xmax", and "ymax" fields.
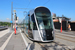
[
  {"xmin": 0, "ymin": 32, "xmax": 11, "ymax": 47},
  {"xmin": 4, "ymin": 29, "xmax": 26, "ymax": 50},
  {"xmin": 0, "ymin": 28, "xmax": 26, "ymax": 50},
  {"xmin": 55, "ymin": 29, "xmax": 75, "ymax": 36},
  {"xmin": 0, "ymin": 28, "xmax": 12, "ymax": 47},
  {"xmin": 0, "ymin": 28, "xmax": 75, "ymax": 50}
]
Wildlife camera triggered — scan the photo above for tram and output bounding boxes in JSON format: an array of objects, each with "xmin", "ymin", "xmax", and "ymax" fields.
[{"xmin": 22, "ymin": 6, "xmax": 55, "ymax": 42}]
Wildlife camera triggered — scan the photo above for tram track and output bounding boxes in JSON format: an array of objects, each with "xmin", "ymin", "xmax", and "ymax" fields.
[
  {"xmin": 53, "ymin": 42, "xmax": 72, "ymax": 50},
  {"xmin": 55, "ymin": 31, "xmax": 75, "ymax": 36},
  {"xmin": 37, "ymin": 41, "xmax": 73, "ymax": 50},
  {"xmin": 21, "ymin": 29, "xmax": 75, "ymax": 50},
  {"xmin": 22, "ymin": 33, "xmax": 74, "ymax": 50},
  {"xmin": 36, "ymin": 33, "xmax": 75, "ymax": 50},
  {"xmin": 35, "ymin": 33, "xmax": 75, "ymax": 50},
  {"xmin": 56, "ymin": 33, "xmax": 75, "ymax": 38},
  {"xmin": 38, "ymin": 43, "xmax": 47, "ymax": 50},
  {"xmin": 55, "ymin": 35, "xmax": 75, "ymax": 43},
  {"xmin": 55, "ymin": 34, "xmax": 75, "ymax": 50}
]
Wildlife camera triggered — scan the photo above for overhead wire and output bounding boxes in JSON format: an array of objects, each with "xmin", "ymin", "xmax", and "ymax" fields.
[
  {"xmin": 26, "ymin": 0, "xmax": 32, "ymax": 7},
  {"xmin": 43, "ymin": 0, "xmax": 50, "ymax": 5},
  {"xmin": 13, "ymin": 2, "xmax": 33, "ymax": 10}
]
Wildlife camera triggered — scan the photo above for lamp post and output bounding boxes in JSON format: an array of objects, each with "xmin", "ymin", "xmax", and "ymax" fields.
[
  {"xmin": 14, "ymin": 10, "xmax": 17, "ymax": 35},
  {"xmin": 11, "ymin": 2, "xmax": 13, "ymax": 30}
]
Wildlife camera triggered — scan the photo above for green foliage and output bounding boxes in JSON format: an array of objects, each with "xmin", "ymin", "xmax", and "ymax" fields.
[{"xmin": 0, "ymin": 22, "xmax": 11, "ymax": 26}]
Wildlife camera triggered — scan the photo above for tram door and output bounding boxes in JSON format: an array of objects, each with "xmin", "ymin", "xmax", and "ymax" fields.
[{"xmin": 28, "ymin": 15, "xmax": 33, "ymax": 39}]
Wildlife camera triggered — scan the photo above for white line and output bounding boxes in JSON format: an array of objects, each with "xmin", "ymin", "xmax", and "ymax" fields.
[
  {"xmin": 0, "ymin": 31, "xmax": 14, "ymax": 50},
  {"xmin": 20, "ymin": 30, "xmax": 28, "ymax": 47},
  {"xmin": 27, "ymin": 44, "xmax": 31, "ymax": 50},
  {"xmin": 56, "ymin": 33, "xmax": 75, "ymax": 38},
  {"xmin": 20, "ymin": 30, "xmax": 31, "ymax": 50}
]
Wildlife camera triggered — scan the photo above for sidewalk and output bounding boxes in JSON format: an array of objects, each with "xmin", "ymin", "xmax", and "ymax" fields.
[{"xmin": 4, "ymin": 29, "xmax": 26, "ymax": 50}]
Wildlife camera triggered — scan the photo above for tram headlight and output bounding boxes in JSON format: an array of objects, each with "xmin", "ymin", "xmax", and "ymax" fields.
[{"xmin": 52, "ymin": 31, "xmax": 54, "ymax": 36}]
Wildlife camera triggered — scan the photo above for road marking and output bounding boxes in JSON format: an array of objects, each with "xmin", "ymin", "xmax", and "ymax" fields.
[
  {"xmin": 20, "ymin": 30, "xmax": 31, "ymax": 50},
  {"xmin": 27, "ymin": 44, "xmax": 31, "ymax": 50},
  {"xmin": 56, "ymin": 33, "xmax": 75, "ymax": 38},
  {"xmin": 0, "ymin": 31, "xmax": 14, "ymax": 50},
  {"xmin": 20, "ymin": 30, "xmax": 28, "ymax": 46}
]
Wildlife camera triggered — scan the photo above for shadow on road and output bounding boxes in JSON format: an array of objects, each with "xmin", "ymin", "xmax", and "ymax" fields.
[
  {"xmin": 41, "ymin": 42, "xmax": 71, "ymax": 50},
  {"xmin": 30, "ymin": 42, "xmax": 35, "ymax": 50}
]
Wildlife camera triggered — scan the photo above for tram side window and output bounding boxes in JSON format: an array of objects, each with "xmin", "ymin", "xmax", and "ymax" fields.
[
  {"xmin": 28, "ymin": 17, "xmax": 32, "ymax": 30},
  {"xmin": 25, "ymin": 15, "xmax": 29, "ymax": 30},
  {"xmin": 30, "ymin": 18, "xmax": 32, "ymax": 30},
  {"xmin": 31, "ymin": 14, "xmax": 37, "ymax": 30},
  {"xmin": 28, "ymin": 17, "xmax": 30, "ymax": 30}
]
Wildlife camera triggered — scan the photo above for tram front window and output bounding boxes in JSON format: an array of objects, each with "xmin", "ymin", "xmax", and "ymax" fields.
[
  {"xmin": 31, "ymin": 14, "xmax": 37, "ymax": 30},
  {"xmin": 36, "ymin": 13, "xmax": 53, "ymax": 30}
]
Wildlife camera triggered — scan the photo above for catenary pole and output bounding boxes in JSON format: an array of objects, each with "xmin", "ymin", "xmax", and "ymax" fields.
[{"xmin": 11, "ymin": 2, "xmax": 13, "ymax": 30}]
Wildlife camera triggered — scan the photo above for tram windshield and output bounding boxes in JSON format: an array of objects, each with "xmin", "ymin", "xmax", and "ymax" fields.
[{"xmin": 35, "ymin": 12, "xmax": 53, "ymax": 30}]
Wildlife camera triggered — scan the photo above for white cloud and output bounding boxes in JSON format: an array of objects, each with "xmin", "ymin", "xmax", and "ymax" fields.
[{"xmin": 6, "ymin": 18, "xmax": 10, "ymax": 20}]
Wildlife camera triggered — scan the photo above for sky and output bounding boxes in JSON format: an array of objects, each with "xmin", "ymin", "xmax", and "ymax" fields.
[{"xmin": 0, "ymin": 0, "xmax": 75, "ymax": 22}]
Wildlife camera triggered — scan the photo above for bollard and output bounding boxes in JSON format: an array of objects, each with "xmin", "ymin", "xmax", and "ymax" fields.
[
  {"xmin": 14, "ymin": 28, "xmax": 16, "ymax": 35},
  {"xmin": 61, "ymin": 26, "xmax": 62, "ymax": 33}
]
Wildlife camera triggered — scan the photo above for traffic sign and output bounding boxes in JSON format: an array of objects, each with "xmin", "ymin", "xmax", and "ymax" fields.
[
  {"xmin": 10, "ymin": 21, "xmax": 13, "ymax": 23},
  {"xmin": 59, "ymin": 18, "xmax": 62, "ymax": 23}
]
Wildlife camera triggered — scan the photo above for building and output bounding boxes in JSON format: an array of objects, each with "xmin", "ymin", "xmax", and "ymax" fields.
[
  {"xmin": 69, "ymin": 21, "xmax": 75, "ymax": 31},
  {"xmin": 52, "ymin": 14, "xmax": 71, "ymax": 30}
]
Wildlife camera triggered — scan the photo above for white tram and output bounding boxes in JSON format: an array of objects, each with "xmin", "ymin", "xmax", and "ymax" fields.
[{"xmin": 22, "ymin": 6, "xmax": 55, "ymax": 42}]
